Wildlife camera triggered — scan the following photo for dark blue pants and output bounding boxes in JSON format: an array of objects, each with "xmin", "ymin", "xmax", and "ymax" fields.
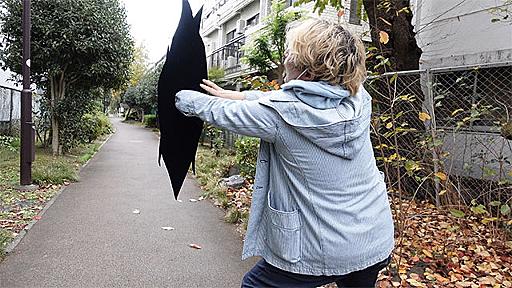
[{"xmin": 241, "ymin": 256, "xmax": 391, "ymax": 288}]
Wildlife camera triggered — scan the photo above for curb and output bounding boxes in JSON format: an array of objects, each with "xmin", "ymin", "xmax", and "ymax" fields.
[{"xmin": 4, "ymin": 132, "xmax": 114, "ymax": 254}]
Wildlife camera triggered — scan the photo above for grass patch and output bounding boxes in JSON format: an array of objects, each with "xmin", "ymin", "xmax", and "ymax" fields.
[
  {"xmin": 195, "ymin": 146, "xmax": 236, "ymax": 208},
  {"xmin": 195, "ymin": 146, "xmax": 252, "ymax": 232},
  {"xmin": 77, "ymin": 142, "xmax": 101, "ymax": 164}
]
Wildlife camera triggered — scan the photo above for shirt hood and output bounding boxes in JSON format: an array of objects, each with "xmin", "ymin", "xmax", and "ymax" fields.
[
  {"xmin": 281, "ymin": 80, "xmax": 352, "ymax": 109},
  {"xmin": 259, "ymin": 81, "xmax": 371, "ymax": 159}
]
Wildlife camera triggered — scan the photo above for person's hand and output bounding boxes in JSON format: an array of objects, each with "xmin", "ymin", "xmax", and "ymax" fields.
[{"xmin": 200, "ymin": 79, "xmax": 245, "ymax": 100}]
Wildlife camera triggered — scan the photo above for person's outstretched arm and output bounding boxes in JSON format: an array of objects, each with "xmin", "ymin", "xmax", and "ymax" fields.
[
  {"xmin": 200, "ymin": 79, "xmax": 269, "ymax": 101},
  {"xmin": 176, "ymin": 90, "xmax": 278, "ymax": 143}
]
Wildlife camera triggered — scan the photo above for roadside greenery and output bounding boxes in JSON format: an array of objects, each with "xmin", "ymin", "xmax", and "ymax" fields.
[
  {"xmin": 242, "ymin": 0, "xmax": 302, "ymax": 84},
  {"xmin": 0, "ymin": 0, "xmax": 133, "ymax": 155},
  {"xmin": 122, "ymin": 62, "xmax": 163, "ymax": 121}
]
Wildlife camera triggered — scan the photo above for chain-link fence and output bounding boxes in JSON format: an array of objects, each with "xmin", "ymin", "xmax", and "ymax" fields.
[
  {"xmin": 0, "ymin": 85, "xmax": 22, "ymax": 136},
  {"xmin": 366, "ymin": 61, "xmax": 512, "ymax": 207}
]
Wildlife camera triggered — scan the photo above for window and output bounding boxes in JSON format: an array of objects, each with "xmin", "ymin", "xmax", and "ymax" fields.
[
  {"xmin": 226, "ymin": 29, "xmax": 236, "ymax": 43},
  {"xmin": 247, "ymin": 14, "xmax": 259, "ymax": 27}
]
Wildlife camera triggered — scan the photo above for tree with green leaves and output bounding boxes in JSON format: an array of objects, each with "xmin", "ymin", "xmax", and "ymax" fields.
[
  {"xmin": 0, "ymin": 0, "xmax": 133, "ymax": 154},
  {"xmin": 122, "ymin": 62, "xmax": 163, "ymax": 121},
  {"xmin": 242, "ymin": 0, "xmax": 302, "ymax": 84},
  {"xmin": 295, "ymin": 0, "xmax": 421, "ymax": 71}
]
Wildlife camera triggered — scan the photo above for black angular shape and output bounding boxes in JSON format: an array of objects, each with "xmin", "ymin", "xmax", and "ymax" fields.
[{"xmin": 157, "ymin": 0, "xmax": 206, "ymax": 199}]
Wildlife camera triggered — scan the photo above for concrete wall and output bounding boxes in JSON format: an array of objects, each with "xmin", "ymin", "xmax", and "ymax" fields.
[{"xmin": 412, "ymin": 0, "xmax": 512, "ymax": 69}]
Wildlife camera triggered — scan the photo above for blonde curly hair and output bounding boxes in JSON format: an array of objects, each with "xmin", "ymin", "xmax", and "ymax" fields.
[{"xmin": 286, "ymin": 19, "xmax": 366, "ymax": 96}]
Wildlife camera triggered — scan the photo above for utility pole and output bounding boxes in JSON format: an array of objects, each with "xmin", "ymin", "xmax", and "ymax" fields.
[{"xmin": 20, "ymin": 0, "xmax": 35, "ymax": 188}]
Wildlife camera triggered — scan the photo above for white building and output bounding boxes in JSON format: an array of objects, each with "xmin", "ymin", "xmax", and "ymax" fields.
[
  {"xmin": 412, "ymin": 0, "xmax": 512, "ymax": 68},
  {"xmin": 200, "ymin": 0, "xmax": 371, "ymax": 80},
  {"xmin": 410, "ymin": 0, "xmax": 512, "ymax": 182}
]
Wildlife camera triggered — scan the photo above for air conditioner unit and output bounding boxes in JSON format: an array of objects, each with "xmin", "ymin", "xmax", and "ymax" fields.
[{"xmin": 235, "ymin": 19, "xmax": 246, "ymax": 34}]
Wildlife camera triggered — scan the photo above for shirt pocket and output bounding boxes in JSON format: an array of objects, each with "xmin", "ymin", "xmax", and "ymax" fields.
[{"xmin": 264, "ymin": 192, "xmax": 302, "ymax": 263}]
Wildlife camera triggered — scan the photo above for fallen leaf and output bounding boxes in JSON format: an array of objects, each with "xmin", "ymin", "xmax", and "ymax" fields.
[
  {"xmin": 132, "ymin": 209, "xmax": 140, "ymax": 214},
  {"xmin": 434, "ymin": 172, "xmax": 447, "ymax": 181},
  {"xmin": 161, "ymin": 226, "xmax": 175, "ymax": 231},
  {"xmin": 189, "ymin": 199, "xmax": 198, "ymax": 202},
  {"xmin": 419, "ymin": 111, "xmax": 431, "ymax": 122},
  {"xmin": 423, "ymin": 249, "xmax": 433, "ymax": 258},
  {"xmin": 33, "ymin": 215, "xmax": 42, "ymax": 220},
  {"xmin": 406, "ymin": 278, "xmax": 426, "ymax": 287},
  {"xmin": 177, "ymin": 199, "xmax": 183, "ymax": 203},
  {"xmin": 189, "ymin": 243, "xmax": 202, "ymax": 249},
  {"xmin": 379, "ymin": 31, "xmax": 389, "ymax": 44},
  {"xmin": 337, "ymin": 9, "xmax": 345, "ymax": 17}
]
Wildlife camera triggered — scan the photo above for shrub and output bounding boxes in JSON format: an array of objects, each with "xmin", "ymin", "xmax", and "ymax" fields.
[
  {"xmin": 0, "ymin": 136, "xmax": 20, "ymax": 152},
  {"xmin": 234, "ymin": 136, "xmax": 260, "ymax": 178},
  {"xmin": 81, "ymin": 112, "xmax": 113, "ymax": 143},
  {"xmin": 144, "ymin": 114, "xmax": 157, "ymax": 128}
]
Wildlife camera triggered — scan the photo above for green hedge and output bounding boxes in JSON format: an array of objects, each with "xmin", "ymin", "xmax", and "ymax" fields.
[
  {"xmin": 81, "ymin": 112, "xmax": 113, "ymax": 143},
  {"xmin": 144, "ymin": 114, "xmax": 157, "ymax": 128}
]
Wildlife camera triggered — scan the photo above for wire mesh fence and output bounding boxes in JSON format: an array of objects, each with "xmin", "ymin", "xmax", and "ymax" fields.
[
  {"xmin": 0, "ymin": 85, "xmax": 22, "ymax": 136},
  {"xmin": 366, "ymin": 61, "xmax": 512, "ymax": 207}
]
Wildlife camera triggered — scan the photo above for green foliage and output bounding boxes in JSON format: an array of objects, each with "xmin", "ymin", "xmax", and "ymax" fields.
[
  {"xmin": 208, "ymin": 67, "xmax": 225, "ymax": 83},
  {"xmin": 32, "ymin": 157, "xmax": 78, "ymax": 185},
  {"xmin": 235, "ymin": 137, "xmax": 260, "ymax": 179},
  {"xmin": 143, "ymin": 114, "xmax": 158, "ymax": 128},
  {"xmin": 0, "ymin": 0, "xmax": 133, "ymax": 90},
  {"xmin": 129, "ymin": 44, "xmax": 149, "ymax": 87},
  {"xmin": 81, "ymin": 112, "xmax": 113, "ymax": 143},
  {"xmin": 242, "ymin": 0, "xmax": 302, "ymax": 81},
  {"xmin": 195, "ymin": 147, "xmax": 235, "ymax": 205},
  {"xmin": 122, "ymin": 62, "xmax": 163, "ymax": 118},
  {"xmin": 238, "ymin": 75, "xmax": 281, "ymax": 91},
  {"xmin": 202, "ymin": 125, "xmax": 225, "ymax": 156},
  {"xmin": 56, "ymin": 89, "xmax": 112, "ymax": 151},
  {"xmin": 0, "ymin": 228, "xmax": 13, "ymax": 258},
  {"xmin": 293, "ymin": 0, "xmax": 343, "ymax": 13},
  {"xmin": 0, "ymin": 136, "xmax": 20, "ymax": 152},
  {"xmin": 0, "ymin": 0, "xmax": 133, "ymax": 154}
]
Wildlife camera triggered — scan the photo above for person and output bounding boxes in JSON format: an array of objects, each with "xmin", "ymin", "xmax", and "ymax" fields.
[{"xmin": 175, "ymin": 19, "xmax": 394, "ymax": 288}]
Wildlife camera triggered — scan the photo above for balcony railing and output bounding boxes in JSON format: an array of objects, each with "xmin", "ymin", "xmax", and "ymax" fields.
[{"xmin": 206, "ymin": 35, "xmax": 246, "ymax": 76}]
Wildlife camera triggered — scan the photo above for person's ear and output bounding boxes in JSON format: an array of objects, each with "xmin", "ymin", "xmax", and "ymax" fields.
[{"xmin": 301, "ymin": 71, "xmax": 314, "ymax": 81}]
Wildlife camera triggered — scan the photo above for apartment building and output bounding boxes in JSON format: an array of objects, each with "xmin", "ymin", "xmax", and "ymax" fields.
[{"xmin": 200, "ymin": 0, "xmax": 370, "ymax": 80}]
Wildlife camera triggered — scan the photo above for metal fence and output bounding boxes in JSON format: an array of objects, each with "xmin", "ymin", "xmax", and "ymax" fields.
[
  {"xmin": 0, "ymin": 85, "xmax": 22, "ymax": 136},
  {"xmin": 366, "ymin": 61, "xmax": 512, "ymax": 206}
]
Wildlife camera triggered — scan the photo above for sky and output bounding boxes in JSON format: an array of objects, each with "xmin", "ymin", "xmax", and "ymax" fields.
[{"xmin": 121, "ymin": 0, "xmax": 207, "ymax": 65}]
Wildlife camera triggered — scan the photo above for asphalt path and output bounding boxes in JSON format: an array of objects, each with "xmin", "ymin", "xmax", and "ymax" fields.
[{"xmin": 0, "ymin": 118, "xmax": 256, "ymax": 288}]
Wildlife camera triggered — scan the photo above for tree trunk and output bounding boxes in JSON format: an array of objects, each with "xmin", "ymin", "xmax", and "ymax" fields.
[
  {"xmin": 50, "ymin": 73, "xmax": 66, "ymax": 155},
  {"xmin": 125, "ymin": 107, "xmax": 132, "ymax": 121},
  {"xmin": 51, "ymin": 112, "xmax": 59, "ymax": 155},
  {"xmin": 363, "ymin": 0, "xmax": 422, "ymax": 71}
]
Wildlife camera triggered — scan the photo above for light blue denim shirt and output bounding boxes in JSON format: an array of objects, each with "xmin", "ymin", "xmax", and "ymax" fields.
[{"xmin": 176, "ymin": 80, "xmax": 394, "ymax": 276}]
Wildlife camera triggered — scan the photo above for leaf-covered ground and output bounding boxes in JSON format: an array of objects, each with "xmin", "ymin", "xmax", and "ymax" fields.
[
  {"xmin": 376, "ymin": 200, "xmax": 512, "ymax": 287},
  {"xmin": 195, "ymin": 147, "xmax": 512, "ymax": 287}
]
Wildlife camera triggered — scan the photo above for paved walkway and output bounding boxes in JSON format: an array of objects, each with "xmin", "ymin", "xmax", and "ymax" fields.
[{"xmin": 0, "ymin": 118, "xmax": 256, "ymax": 287}]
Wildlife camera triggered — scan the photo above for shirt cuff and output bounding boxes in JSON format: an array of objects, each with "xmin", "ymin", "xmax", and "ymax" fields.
[{"xmin": 175, "ymin": 91, "xmax": 195, "ymax": 116}]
